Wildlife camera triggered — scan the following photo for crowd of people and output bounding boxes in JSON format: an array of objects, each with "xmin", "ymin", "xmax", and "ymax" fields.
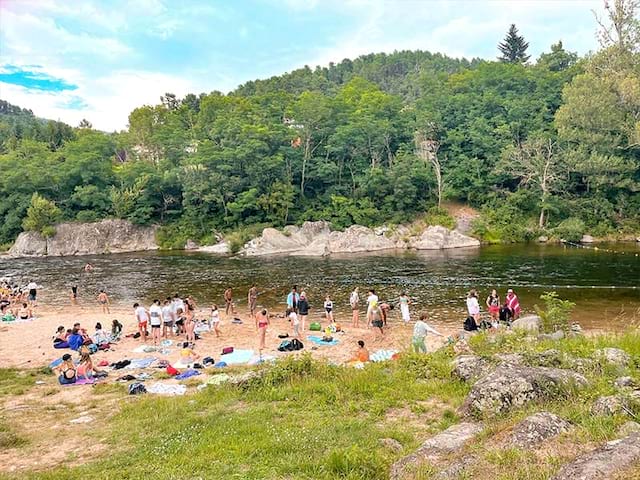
[{"xmin": 0, "ymin": 279, "xmax": 39, "ymax": 321}]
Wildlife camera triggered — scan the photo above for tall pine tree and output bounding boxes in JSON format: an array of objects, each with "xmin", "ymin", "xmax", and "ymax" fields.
[{"xmin": 498, "ymin": 24, "xmax": 531, "ymax": 63}]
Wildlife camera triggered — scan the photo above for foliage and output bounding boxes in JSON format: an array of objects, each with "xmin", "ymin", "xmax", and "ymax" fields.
[
  {"xmin": 21, "ymin": 193, "xmax": 61, "ymax": 237},
  {"xmin": 498, "ymin": 24, "xmax": 531, "ymax": 63},
  {"xmin": 534, "ymin": 291, "xmax": 576, "ymax": 333},
  {"xmin": 553, "ymin": 217, "xmax": 586, "ymax": 242},
  {"xmin": 424, "ymin": 206, "xmax": 455, "ymax": 229},
  {"xmin": 0, "ymin": 3, "xmax": 639, "ymax": 247}
]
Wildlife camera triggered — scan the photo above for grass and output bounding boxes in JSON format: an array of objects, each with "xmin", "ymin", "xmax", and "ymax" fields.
[{"xmin": 1, "ymin": 332, "xmax": 639, "ymax": 479}]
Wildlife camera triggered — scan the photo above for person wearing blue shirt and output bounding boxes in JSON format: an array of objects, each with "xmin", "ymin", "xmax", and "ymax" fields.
[
  {"xmin": 68, "ymin": 329, "xmax": 84, "ymax": 351},
  {"xmin": 286, "ymin": 286, "xmax": 300, "ymax": 313}
]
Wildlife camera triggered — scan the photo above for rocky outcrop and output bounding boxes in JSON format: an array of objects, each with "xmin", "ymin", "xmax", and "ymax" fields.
[
  {"xmin": 462, "ymin": 365, "xmax": 588, "ymax": 418},
  {"xmin": 507, "ymin": 412, "xmax": 571, "ymax": 448},
  {"xmin": 242, "ymin": 221, "xmax": 479, "ymax": 257},
  {"xmin": 511, "ymin": 315, "xmax": 541, "ymax": 333},
  {"xmin": 390, "ymin": 422, "xmax": 482, "ymax": 480},
  {"xmin": 409, "ymin": 225, "xmax": 480, "ymax": 250},
  {"xmin": 197, "ymin": 241, "xmax": 230, "ymax": 254},
  {"xmin": 9, "ymin": 220, "xmax": 158, "ymax": 257},
  {"xmin": 551, "ymin": 431, "xmax": 640, "ymax": 480}
]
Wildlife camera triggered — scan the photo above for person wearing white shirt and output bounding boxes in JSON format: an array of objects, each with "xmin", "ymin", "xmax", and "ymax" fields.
[
  {"xmin": 148, "ymin": 299, "xmax": 164, "ymax": 346},
  {"xmin": 466, "ymin": 289, "xmax": 481, "ymax": 326},
  {"xmin": 412, "ymin": 312, "xmax": 444, "ymax": 353},
  {"xmin": 366, "ymin": 289, "xmax": 379, "ymax": 326},
  {"xmin": 350, "ymin": 287, "xmax": 360, "ymax": 327}
]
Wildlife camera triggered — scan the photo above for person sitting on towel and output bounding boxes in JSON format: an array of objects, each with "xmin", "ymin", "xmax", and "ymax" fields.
[
  {"xmin": 55, "ymin": 354, "xmax": 76, "ymax": 385},
  {"xmin": 180, "ymin": 342, "xmax": 199, "ymax": 364},
  {"xmin": 351, "ymin": 340, "xmax": 370, "ymax": 363}
]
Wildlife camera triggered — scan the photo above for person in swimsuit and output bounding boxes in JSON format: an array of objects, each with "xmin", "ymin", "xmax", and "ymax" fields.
[
  {"xmin": 350, "ymin": 287, "xmax": 360, "ymax": 328},
  {"xmin": 97, "ymin": 290, "xmax": 110, "ymax": 314},
  {"xmin": 17, "ymin": 303, "xmax": 32, "ymax": 320},
  {"xmin": 248, "ymin": 285, "xmax": 258, "ymax": 319},
  {"xmin": 77, "ymin": 352, "xmax": 106, "ymax": 380},
  {"xmin": 133, "ymin": 302, "xmax": 149, "ymax": 342},
  {"xmin": 224, "ymin": 288, "xmax": 234, "ymax": 317},
  {"xmin": 83, "ymin": 263, "xmax": 94, "ymax": 273},
  {"xmin": 366, "ymin": 290, "xmax": 379, "ymax": 326},
  {"xmin": 379, "ymin": 302, "xmax": 393, "ymax": 326},
  {"xmin": 486, "ymin": 289, "xmax": 500, "ymax": 323},
  {"xmin": 324, "ymin": 295, "xmax": 334, "ymax": 323},
  {"xmin": 184, "ymin": 303, "xmax": 196, "ymax": 343},
  {"xmin": 70, "ymin": 284, "xmax": 78, "ymax": 306},
  {"xmin": 370, "ymin": 302, "xmax": 384, "ymax": 340},
  {"xmin": 210, "ymin": 304, "xmax": 221, "ymax": 337},
  {"xmin": 56, "ymin": 354, "xmax": 76, "ymax": 385},
  {"xmin": 255, "ymin": 308, "xmax": 270, "ymax": 350}
]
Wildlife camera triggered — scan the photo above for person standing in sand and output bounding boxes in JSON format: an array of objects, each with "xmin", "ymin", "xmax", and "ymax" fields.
[
  {"xmin": 366, "ymin": 290, "xmax": 379, "ymax": 326},
  {"xmin": 255, "ymin": 308, "xmax": 270, "ymax": 350},
  {"xmin": 350, "ymin": 287, "xmax": 360, "ymax": 328},
  {"xmin": 26, "ymin": 280, "xmax": 38, "ymax": 307},
  {"xmin": 324, "ymin": 295, "xmax": 334, "ymax": 324},
  {"xmin": 224, "ymin": 287, "xmax": 234, "ymax": 317},
  {"xmin": 248, "ymin": 285, "xmax": 258, "ymax": 318},
  {"xmin": 298, "ymin": 292, "xmax": 310, "ymax": 333},
  {"xmin": 134, "ymin": 302, "xmax": 149, "ymax": 342},
  {"xmin": 97, "ymin": 289, "xmax": 110, "ymax": 314},
  {"xmin": 286, "ymin": 286, "xmax": 299, "ymax": 313},
  {"xmin": 466, "ymin": 290, "xmax": 480, "ymax": 324},
  {"xmin": 148, "ymin": 299, "xmax": 163, "ymax": 346},
  {"xmin": 162, "ymin": 298, "xmax": 175, "ymax": 338},
  {"xmin": 399, "ymin": 292, "xmax": 411, "ymax": 324},
  {"xmin": 210, "ymin": 304, "xmax": 221, "ymax": 337}
]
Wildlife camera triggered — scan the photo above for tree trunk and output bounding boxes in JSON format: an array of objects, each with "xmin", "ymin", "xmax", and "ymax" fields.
[{"xmin": 301, "ymin": 136, "xmax": 310, "ymax": 198}]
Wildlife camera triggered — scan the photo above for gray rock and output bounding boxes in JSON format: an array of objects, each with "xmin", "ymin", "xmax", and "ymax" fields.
[
  {"xmin": 197, "ymin": 241, "xmax": 230, "ymax": 254},
  {"xmin": 594, "ymin": 348, "xmax": 632, "ymax": 368},
  {"xmin": 8, "ymin": 231, "xmax": 47, "ymax": 256},
  {"xmin": 537, "ymin": 235, "xmax": 549, "ymax": 243},
  {"xmin": 327, "ymin": 225, "xmax": 397, "ymax": 253},
  {"xmin": 591, "ymin": 395, "xmax": 630, "ymax": 416},
  {"xmin": 435, "ymin": 455, "xmax": 477, "ymax": 479},
  {"xmin": 527, "ymin": 349, "xmax": 564, "ymax": 368},
  {"xmin": 580, "ymin": 234, "xmax": 595, "ymax": 243},
  {"xmin": 462, "ymin": 365, "xmax": 588, "ymax": 418},
  {"xmin": 511, "ymin": 315, "xmax": 541, "ymax": 333},
  {"xmin": 390, "ymin": 422, "xmax": 482, "ymax": 480},
  {"xmin": 538, "ymin": 330, "xmax": 565, "ymax": 341},
  {"xmin": 568, "ymin": 357, "xmax": 596, "ymax": 375},
  {"xmin": 618, "ymin": 421, "xmax": 640, "ymax": 436},
  {"xmin": 409, "ymin": 225, "xmax": 480, "ymax": 250},
  {"xmin": 614, "ymin": 376, "xmax": 637, "ymax": 389},
  {"xmin": 452, "ymin": 355, "xmax": 488, "ymax": 382},
  {"xmin": 493, "ymin": 353, "xmax": 524, "ymax": 366},
  {"xmin": 10, "ymin": 219, "xmax": 158, "ymax": 257},
  {"xmin": 507, "ymin": 412, "xmax": 571, "ymax": 448},
  {"xmin": 380, "ymin": 438, "xmax": 403, "ymax": 452},
  {"xmin": 551, "ymin": 431, "xmax": 640, "ymax": 480},
  {"xmin": 184, "ymin": 239, "xmax": 199, "ymax": 250}
]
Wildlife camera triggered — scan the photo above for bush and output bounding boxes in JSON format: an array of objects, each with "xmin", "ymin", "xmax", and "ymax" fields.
[
  {"xmin": 553, "ymin": 217, "xmax": 586, "ymax": 242},
  {"xmin": 534, "ymin": 291, "xmax": 575, "ymax": 333},
  {"xmin": 225, "ymin": 224, "xmax": 268, "ymax": 254},
  {"xmin": 424, "ymin": 206, "xmax": 455, "ymax": 229},
  {"xmin": 22, "ymin": 193, "xmax": 61, "ymax": 237}
]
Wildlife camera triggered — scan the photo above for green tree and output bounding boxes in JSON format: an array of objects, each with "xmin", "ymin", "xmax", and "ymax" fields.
[
  {"xmin": 498, "ymin": 24, "xmax": 531, "ymax": 63},
  {"xmin": 22, "ymin": 193, "xmax": 61, "ymax": 237},
  {"xmin": 537, "ymin": 41, "xmax": 579, "ymax": 71}
]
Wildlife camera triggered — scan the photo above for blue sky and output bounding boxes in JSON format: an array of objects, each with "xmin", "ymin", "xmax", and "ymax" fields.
[{"xmin": 0, "ymin": 0, "xmax": 603, "ymax": 131}]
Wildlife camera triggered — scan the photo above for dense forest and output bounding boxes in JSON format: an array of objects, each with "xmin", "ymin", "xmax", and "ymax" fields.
[{"xmin": 1, "ymin": 1, "xmax": 638, "ymax": 249}]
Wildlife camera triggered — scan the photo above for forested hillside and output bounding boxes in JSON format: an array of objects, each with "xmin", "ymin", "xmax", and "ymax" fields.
[{"xmin": 1, "ymin": 2, "xmax": 638, "ymax": 249}]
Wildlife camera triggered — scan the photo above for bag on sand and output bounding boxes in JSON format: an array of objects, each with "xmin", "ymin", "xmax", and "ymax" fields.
[
  {"xmin": 290, "ymin": 339, "xmax": 304, "ymax": 351},
  {"xmin": 166, "ymin": 365, "xmax": 179, "ymax": 376},
  {"xmin": 222, "ymin": 346, "xmax": 234, "ymax": 355},
  {"xmin": 128, "ymin": 382, "xmax": 147, "ymax": 395},
  {"xmin": 309, "ymin": 322, "xmax": 322, "ymax": 331},
  {"xmin": 463, "ymin": 316, "xmax": 478, "ymax": 332},
  {"xmin": 278, "ymin": 340, "xmax": 293, "ymax": 352}
]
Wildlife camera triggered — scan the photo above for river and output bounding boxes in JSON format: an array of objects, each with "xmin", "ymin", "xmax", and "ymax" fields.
[{"xmin": 1, "ymin": 243, "xmax": 638, "ymax": 331}]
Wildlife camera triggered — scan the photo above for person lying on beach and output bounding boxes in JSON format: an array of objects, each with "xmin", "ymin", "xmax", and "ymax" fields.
[{"xmin": 55, "ymin": 354, "xmax": 76, "ymax": 385}]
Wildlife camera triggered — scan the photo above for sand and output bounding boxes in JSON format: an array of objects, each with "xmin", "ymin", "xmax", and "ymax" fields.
[{"xmin": 0, "ymin": 303, "xmax": 454, "ymax": 369}]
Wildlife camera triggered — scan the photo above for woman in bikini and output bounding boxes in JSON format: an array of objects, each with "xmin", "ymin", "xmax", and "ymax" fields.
[
  {"xmin": 184, "ymin": 305, "xmax": 196, "ymax": 343},
  {"xmin": 255, "ymin": 308, "xmax": 270, "ymax": 350},
  {"xmin": 17, "ymin": 303, "xmax": 32, "ymax": 320},
  {"xmin": 324, "ymin": 295, "xmax": 334, "ymax": 324},
  {"xmin": 56, "ymin": 354, "xmax": 76, "ymax": 385},
  {"xmin": 97, "ymin": 290, "xmax": 110, "ymax": 314}
]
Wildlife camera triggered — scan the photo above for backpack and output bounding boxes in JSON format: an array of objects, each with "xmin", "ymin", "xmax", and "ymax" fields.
[
  {"xmin": 463, "ymin": 316, "xmax": 478, "ymax": 332},
  {"xmin": 309, "ymin": 322, "xmax": 322, "ymax": 331},
  {"xmin": 278, "ymin": 340, "xmax": 292, "ymax": 352},
  {"xmin": 222, "ymin": 346, "xmax": 234, "ymax": 355},
  {"xmin": 290, "ymin": 339, "xmax": 304, "ymax": 351},
  {"xmin": 128, "ymin": 382, "xmax": 147, "ymax": 395}
]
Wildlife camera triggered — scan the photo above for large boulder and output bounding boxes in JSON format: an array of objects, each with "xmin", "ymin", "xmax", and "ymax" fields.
[
  {"xmin": 8, "ymin": 231, "xmax": 47, "ymax": 256},
  {"xmin": 389, "ymin": 422, "xmax": 482, "ymax": 480},
  {"xmin": 507, "ymin": 412, "xmax": 571, "ymax": 448},
  {"xmin": 9, "ymin": 220, "xmax": 158, "ymax": 257},
  {"xmin": 197, "ymin": 241, "xmax": 230, "ymax": 254},
  {"xmin": 580, "ymin": 234, "xmax": 595, "ymax": 243},
  {"xmin": 551, "ymin": 431, "xmax": 640, "ymax": 480},
  {"xmin": 327, "ymin": 225, "xmax": 396, "ymax": 253},
  {"xmin": 452, "ymin": 355, "xmax": 489, "ymax": 382},
  {"xmin": 594, "ymin": 348, "xmax": 632, "ymax": 368},
  {"xmin": 511, "ymin": 315, "xmax": 541, "ymax": 333},
  {"xmin": 461, "ymin": 365, "xmax": 588, "ymax": 418},
  {"xmin": 409, "ymin": 225, "xmax": 480, "ymax": 250}
]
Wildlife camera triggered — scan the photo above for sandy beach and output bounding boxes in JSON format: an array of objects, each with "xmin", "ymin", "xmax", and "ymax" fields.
[{"xmin": 0, "ymin": 303, "xmax": 454, "ymax": 370}]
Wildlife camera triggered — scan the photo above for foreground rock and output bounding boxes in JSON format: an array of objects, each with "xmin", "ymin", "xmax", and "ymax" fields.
[
  {"xmin": 507, "ymin": 412, "xmax": 571, "ymax": 447},
  {"xmin": 242, "ymin": 221, "xmax": 479, "ymax": 256},
  {"xmin": 462, "ymin": 365, "xmax": 588, "ymax": 418},
  {"xmin": 511, "ymin": 315, "xmax": 541, "ymax": 333},
  {"xmin": 591, "ymin": 395, "xmax": 631, "ymax": 416},
  {"xmin": 9, "ymin": 219, "xmax": 158, "ymax": 257},
  {"xmin": 594, "ymin": 348, "xmax": 632, "ymax": 368},
  {"xmin": 452, "ymin": 355, "xmax": 489, "ymax": 382},
  {"xmin": 390, "ymin": 422, "xmax": 482, "ymax": 480},
  {"xmin": 551, "ymin": 431, "xmax": 640, "ymax": 480}
]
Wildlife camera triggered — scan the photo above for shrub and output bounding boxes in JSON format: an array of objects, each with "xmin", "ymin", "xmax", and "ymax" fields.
[
  {"xmin": 22, "ymin": 193, "xmax": 61, "ymax": 237},
  {"xmin": 553, "ymin": 217, "xmax": 586, "ymax": 242},
  {"xmin": 535, "ymin": 291, "xmax": 575, "ymax": 333},
  {"xmin": 424, "ymin": 206, "xmax": 455, "ymax": 229}
]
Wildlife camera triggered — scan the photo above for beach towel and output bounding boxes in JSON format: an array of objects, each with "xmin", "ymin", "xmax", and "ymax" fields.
[
  {"xmin": 161, "ymin": 339, "xmax": 173, "ymax": 347},
  {"xmin": 214, "ymin": 361, "xmax": 227, "ymax": 368},
  {"xmin": 125, "ymin": 358, "xmax": 157, "ymax": 369},
  {"xmin": 147, "ymin": 382, "xmax": 187, "ymax": 396},
  {"xmin": 370, "ymin": 349, "xmax": 399, "ymax": 362},
  {"xmin": 175, "ymin": 369, "xmax": 200, "ymax": 380},
  {"xmin": 49, "ymin": 358, "xmax": 63, "ymax": 369},
  {"xmin": 220, "ymin": 349, "xmax": 254, "ymax": 365},
  {"xmin": 194, "ymin": 324, "xmax": 210, "ymax": 334},
  {"xmin": 307, "ymin": 335, "xmax": 339, "ymax": 346}
]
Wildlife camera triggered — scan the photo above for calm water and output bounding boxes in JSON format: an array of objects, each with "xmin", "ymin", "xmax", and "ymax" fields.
[{"xmin": 1, "ymin": 243, "xmax": 639, "ymax": 330}]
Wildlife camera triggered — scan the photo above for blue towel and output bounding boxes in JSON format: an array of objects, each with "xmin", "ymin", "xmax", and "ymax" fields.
[
  {"xmin": 175, "ymin": 369, "xmax": 201, "ymax": 380},
  {"xmin": 49, "ymin": 358, "xmax": 63, "ymax": 369},
  {"xmin": 307, "ymin": 335, "xmax": 339, "ymax": 346},
  {"xmin": 220, "ymin": 349, "xmax": 254, "ymax": 365}
]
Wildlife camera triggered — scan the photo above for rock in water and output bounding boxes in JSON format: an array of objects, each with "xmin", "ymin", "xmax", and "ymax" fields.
[
  {"xmin": 511, "ymin": 315, "xmax": 541, "ymax": 333},
  {"xmin": 9, "ymin": 219, "xmax": 157, "ymax": 257},
  {"xmin": 409, "ymin": 225, "xmax": 480, "ymax": 250},
  {"xmin": 507, "ymin": 412, "xmax": 571, "ymax": 448},
  {"xmin": 551, "ymin": 431, "xmax": 640, "ymax": 480},
  {"xmin": 594, "ymin": 348, "xmax": 632, "ymax": 368},
  {"xmin": 461, "ymin": 365, "xmax": 588, "ymax": 418},
  {"xmin": 389, "ymin": 422, "xmax": 482, "ymax": 480}
]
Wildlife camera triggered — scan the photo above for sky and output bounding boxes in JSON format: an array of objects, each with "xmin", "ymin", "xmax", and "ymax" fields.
[{"xmin": 0, "ymin": 0, "xmax": 605, "ymax": 131}]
